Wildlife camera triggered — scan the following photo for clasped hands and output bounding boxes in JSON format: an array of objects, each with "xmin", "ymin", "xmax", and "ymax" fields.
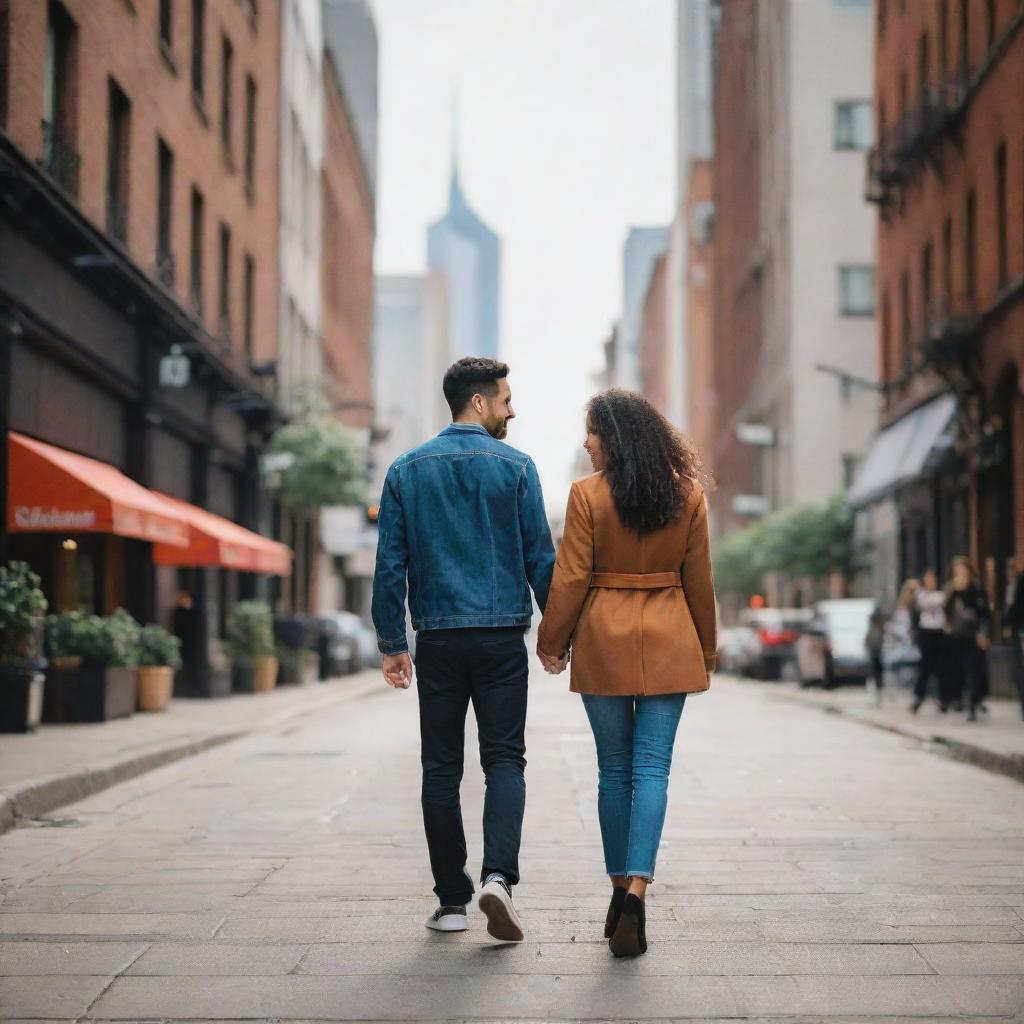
[{"xmin": 537, "ymin": 645, "xmax": 570, "ymax": 675}]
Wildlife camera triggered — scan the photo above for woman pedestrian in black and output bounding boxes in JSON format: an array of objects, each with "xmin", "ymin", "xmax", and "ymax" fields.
[
  {"xmin": 1005, "ymin": 569, "xmax": 1024, "ymax": 721},
  {"xmin": 913, "ymin": 569, "xmax": 948, "ymax": 713},
  {"xmin": 944, "ymin": 557, "xmax": 991, "ymax": 722}
]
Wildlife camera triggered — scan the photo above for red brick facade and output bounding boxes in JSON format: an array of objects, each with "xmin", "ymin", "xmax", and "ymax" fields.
[
  {"xmin": 871, "ymin": 0, "xmax": 1023, "ymax": 599},
  {"xmin": 710, "ymin": 0, "xmax": 764, "ymax": 534},
  {"xmin": 321, "ymin": 50, "xmax": 374, "ymax": 431},
  {"xmin": 686, "ymin": 159, "xmax": 716, "ymax": 470},
  {"xmin": 639, "ymin": 252, "xmax": 669, "ymax": 415},
  {"xmin": 2, "ymin": 0, "xmax": 280, "ymax": 367}
]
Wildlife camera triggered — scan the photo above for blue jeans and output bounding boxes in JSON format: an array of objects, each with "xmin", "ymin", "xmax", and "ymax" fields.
[{"xmin": 581, "ymin": 692, "xmax": 686, "ymax": 880}]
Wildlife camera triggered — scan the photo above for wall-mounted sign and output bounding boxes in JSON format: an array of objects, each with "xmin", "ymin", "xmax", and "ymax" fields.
[
  {"xmin": 736, "ymin": 423, "xmax": 775, "ymax": 447},
  {"xmin": 732, "ymin": 494, "xmax": 769, "ymax": 517},
  {"xmin": 159, "ymin": 344, "xmax": 190, "ymax": 388}
]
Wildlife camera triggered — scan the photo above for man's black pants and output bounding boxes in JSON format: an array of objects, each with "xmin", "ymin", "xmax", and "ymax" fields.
[{"xmin": 414, "ymin": 626, "xmax": 528, "ymax": 907}]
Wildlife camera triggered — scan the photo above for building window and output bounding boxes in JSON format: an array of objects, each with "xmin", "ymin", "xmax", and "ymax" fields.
[
  {"xmin": 900, "ymin": 269, "xmax": 912, "ymax": 370},
  {"xmin": 842, "ymin": 454, "xmax": 859, "ymax": 491},
  {"xmin": 244, "ymin": 74, "xmax": 256, "ymax": 198},
  {"xmin": 243, "ymin": 254, "xmax": 255, "ymax": 359},
  {"xmin": 985, "ymin": 0, "xmax": 996, "ymax": 47},
  {"xmin": 105, "ymin": 77, "xmax": 131, "ymax": 243},
  {"xmin": 918, "ymin": 33, "xmax": 929, "ymax": 100},
  {"xmin": 878, "ymin": 0, "xmax": 885, "ymax": 39},
  {"xmin": 159, "ymin": 0, "xmax": 172, "ymax": 46},
  {"xmin": 942, "ymin": 214, "xmax": 953, "ymax": 306},
  {"xmin": 189, "ymin": 186, "xmax": 204, "ymax": 315},
  {"xmin": 220, "ymin": 34, "xmax": 233, "ymax": 161},
  {"xmin": 959, "ymin": 0, "xmax": 969, "ymax": 72},
  {"xmin": 921, "ymin": 242, "xmax": 933, "ymax": 332},
  {"xmin": 190, "ymin": 0, "xmax": 204, "ymax": 100},
  {"xmin": 938, "ymin": 0, "xmax": 948, "ymax": 80},
  {"xmin": 218, "ymin": 222, "xmax": 231, "ymax": 339},
  {"xmin": 964, "ymin": 188, "xmax": 976, "ymax": 303},
  {"xmin": 835, "ymin": 101, "xmax": 872, "ymax": 150},
  {"xmin": 156, "ymin": 137, "xmax": 174, "ymax": 286},
  {"xmin": 42, "ymin": 0, "xmax": 79, "ymax": 196},
  {"xmin": 839, "ymin": 265, "xmax": 875, "ymax": 316},
  {"xmin": 995, "ymin": 141, "xmax": 1007, "ymax": 287},
  {"xmin": 880, "ymin": 290, "xmax": 891, "ymax": 380}
]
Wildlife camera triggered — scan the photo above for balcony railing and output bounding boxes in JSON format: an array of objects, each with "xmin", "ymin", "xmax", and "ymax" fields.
[
  {"xmin": 39, "ymin": 120, "xmax": 81, "ymax": 198},
  {"xmin": 866, "ymin": 70, "xmax": 971, "ymax": 208},
  {"xmin": 918, "ymin": 296, "xmax": 981, "ymax": 378},
  {"xmin": 155, "ymin": 248, "xmax": 176, "ymax": 289}
]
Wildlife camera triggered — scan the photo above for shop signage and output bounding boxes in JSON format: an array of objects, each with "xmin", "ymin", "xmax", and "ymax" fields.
[{"xmin": 13, "ymin": 506, "xmax": 96, "ymax": 530}]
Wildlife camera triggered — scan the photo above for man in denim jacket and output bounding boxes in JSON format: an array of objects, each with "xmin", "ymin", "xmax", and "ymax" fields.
[{"xmin": 372, "ymin": 357, "xmax": 556, "ymax": 941}]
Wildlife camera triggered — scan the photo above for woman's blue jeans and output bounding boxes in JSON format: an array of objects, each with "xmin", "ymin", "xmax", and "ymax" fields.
[{"xmin": 581, "ymin": 692, "xmax": 686, "ymax": 880}]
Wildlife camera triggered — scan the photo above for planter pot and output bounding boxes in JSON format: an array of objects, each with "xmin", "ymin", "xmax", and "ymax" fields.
[
  {"xmin": 46, "ymin": 662, "xmax": 137, "ymax": 723},
  {"xmin": 253, "ymin": 655, "xmax": 278, "ymax": 692},
  {"xmin": 138, "ymin": 665, "xmax": 173, "ymax": 712},
  {"xmin": 0, "ymin": 668, "xmax": 45, "ymax": 733},
  {"xmin": 43, "ymin": 656, "xmax": 81, "ymax": 723},
  {"xmin": 300, "ymin": 650, "xmax": 319, "ymax": 687}
]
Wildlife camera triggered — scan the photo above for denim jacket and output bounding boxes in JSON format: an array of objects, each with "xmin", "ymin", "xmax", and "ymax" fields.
[{"xmin": 371, "ymin": 423, "xmax": 556, "ymax": 654}]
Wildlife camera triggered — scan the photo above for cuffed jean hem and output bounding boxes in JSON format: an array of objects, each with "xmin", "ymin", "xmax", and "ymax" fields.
[{"xmin": 623, "ymin": 869, "xmax": 655, "ymax": 881}]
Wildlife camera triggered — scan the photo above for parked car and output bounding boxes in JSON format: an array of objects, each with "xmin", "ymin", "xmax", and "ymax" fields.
[
  {"xmin": 322, "ymin": 612, "xmax": 380, "ymax": 675},
  {"xmin": 717, "ymin": 626, "xmax": 761, "ymax": 676},
  {"xmin": 738, "ymin": 608, "xmax": 814, "ymax": 680},
  {"xmin": 794, "ymin": 599, "xmax": 875, "ymax": 689}
]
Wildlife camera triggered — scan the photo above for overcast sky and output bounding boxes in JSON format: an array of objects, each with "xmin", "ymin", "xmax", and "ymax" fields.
[{"xmin": 371, "ymin": 0, "xmax": 676, "ymax": 510}]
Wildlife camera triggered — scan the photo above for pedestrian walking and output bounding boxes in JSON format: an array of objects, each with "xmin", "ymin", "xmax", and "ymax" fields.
[
  {"xmin": 913, "ymin": 569, "xmax": 950, "ymax": 713},
  {"xmin": 536, "ymin": 389, "xmax": 716, "ymax": 958},
  {"xmin": 866, "ymin": 604, "xmax": 888, "ymax": 706},
  {"xmin": 371, "ymin": 357, "xmax": 555, "ymax": 942},
  {"xmin": 944, "ymin": 557, "xmax": 992, "ymax": 722},
  {"xmin": 1004, "ymin": 569, "xmax": 1024, "ymax": 721},
  {"xmin": 884, "ymin": 579, "xmax": 920, "ymax": 707}
]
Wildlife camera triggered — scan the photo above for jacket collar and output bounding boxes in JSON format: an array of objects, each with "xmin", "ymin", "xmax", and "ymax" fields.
[{"xmin": 441, "ymin": 423, "xmax": 490, "ymax": 437}]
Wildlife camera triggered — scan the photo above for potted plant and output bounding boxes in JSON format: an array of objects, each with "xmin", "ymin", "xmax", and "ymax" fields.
[
  {"xmin": 227, "ymin": 600, "xmax": 278, "ymax": 693},
  {"xmin": 43, "ymin": 608, "xmax": 140, "ymax": 722},
  {"xmin": 137, "ymin": 624, "xmax": 181, "ymax": 712},
  {"xmin": 0, "ymin": 561, "xmax": 48, "ymax": 733},
  {"xmin": 274, "ymin": 614, "xmax": 318, "ymax": 685}
]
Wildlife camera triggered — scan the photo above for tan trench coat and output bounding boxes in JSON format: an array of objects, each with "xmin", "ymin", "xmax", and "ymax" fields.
[{"xmin": 537, "ymin": 472, "xmax": 717, "ymax": 696}]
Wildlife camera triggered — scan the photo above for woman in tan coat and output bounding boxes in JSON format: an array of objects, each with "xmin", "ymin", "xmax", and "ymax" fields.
[{"xmin": 537, "ymin": 389, "xmax": 716, "ymax": 958}]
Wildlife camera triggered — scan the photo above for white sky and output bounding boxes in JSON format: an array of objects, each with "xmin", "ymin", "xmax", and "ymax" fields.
[{"xmin": 371, "ymin": 0, "xmax": 676, "ymax": 509}]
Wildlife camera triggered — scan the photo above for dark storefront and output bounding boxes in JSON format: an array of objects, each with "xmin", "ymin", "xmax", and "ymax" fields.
[{"xmin": 0, "ymin": 135, "xmax": 285, "ymax": 694}]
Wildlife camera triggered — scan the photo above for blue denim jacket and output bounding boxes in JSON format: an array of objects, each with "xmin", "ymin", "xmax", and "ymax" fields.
[{"xmin": 371, "ymin": 423, "xmax": 556, "ymax": 654}]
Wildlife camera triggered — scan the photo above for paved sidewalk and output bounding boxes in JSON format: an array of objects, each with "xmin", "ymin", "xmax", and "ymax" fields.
[
  {"xmin": 1, "ymin": 662, "xmax": 1023, "ymax": 1020},
  {"xmin": 0, "ymin": 673, "xmax": 380, "ymax": 834},
  {"xmin": 767, "ymin": 679, "xmax": 1024, "ymax": 781}
]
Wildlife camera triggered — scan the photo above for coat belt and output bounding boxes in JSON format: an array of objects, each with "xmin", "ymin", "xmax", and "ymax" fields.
[{"xmin": 589, "ymin": 571, "xmax": 682, "ymax": 590}]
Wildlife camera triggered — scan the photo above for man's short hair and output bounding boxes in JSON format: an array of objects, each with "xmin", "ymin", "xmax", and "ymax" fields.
[{"xmin": 442, "ymin": 357, "xmax": 510, "ymax": 417}]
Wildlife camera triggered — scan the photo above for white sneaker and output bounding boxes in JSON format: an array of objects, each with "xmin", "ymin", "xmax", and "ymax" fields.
[
  {"xmin": 477, "ymin": 874, "xmax": 524, "ymax": 942},
  {"xmin": 425, "ymin": 905, "xmax": 468, "ymax": 932}
]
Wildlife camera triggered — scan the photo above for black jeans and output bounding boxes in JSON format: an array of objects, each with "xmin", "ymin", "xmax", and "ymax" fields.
[
  {"xmin": 914, "ymin": 628, "xmax": 946, "ymax": 703},
  {"xmin": 948, "ymin": 636, "xmax": 987, "ymax": 711},
  {"xmin": 414, "ymin": 626, "xmax": 528, "ymax": 907}
]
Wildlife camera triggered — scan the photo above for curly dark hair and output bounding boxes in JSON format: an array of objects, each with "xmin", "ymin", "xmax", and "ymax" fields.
[{"xmin": 586, "ymin": 389, "xmax": 710, "ymax": 535}]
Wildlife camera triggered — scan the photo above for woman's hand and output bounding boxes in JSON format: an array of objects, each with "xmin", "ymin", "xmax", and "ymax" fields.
[{"xmin": 537, "ymin": 645, "xmax": 569, "ymax": 674}]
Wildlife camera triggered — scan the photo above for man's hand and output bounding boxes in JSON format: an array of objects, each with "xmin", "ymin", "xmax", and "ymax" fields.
[
  {"xmin": 537, "ymin": 645, "xmax": 569, "ymax": 675},
  {"xmin": 382, "ymin": 653, "xmax": 413, "ymax": 689}
]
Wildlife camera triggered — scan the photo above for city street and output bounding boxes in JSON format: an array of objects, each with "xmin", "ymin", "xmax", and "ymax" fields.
[{"xmin": 2, "ymin": 653, "xmax": 1024, "ymax": 1021}]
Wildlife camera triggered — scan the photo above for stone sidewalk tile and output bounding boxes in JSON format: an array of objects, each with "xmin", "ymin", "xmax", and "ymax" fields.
[
  {"xmin": 0, "ymin": 911, "xmax": 224, "ymax": 939},
  {"xmin": 0, "ymin": 673, "xmax": 380, "ymax": 835},
  {"xmin": 124, "ymin": 941, "xmax": 307, "ymax": 976},
  {"xmin": 0, "ymin": 975, "xmax": 111, "ymax": 1018},
  {"xmin": 915, "ymin": 940, "xmax": 1024, "ymax": 974},
  {"xmin": 0, "ymin": 939, "xmax": 147, "ymax": 975}
]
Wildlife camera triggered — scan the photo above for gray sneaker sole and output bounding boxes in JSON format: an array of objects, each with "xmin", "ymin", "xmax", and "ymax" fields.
[{"xmin": 478, "ymin": 888, "xmax": 524, "ymax": 942}]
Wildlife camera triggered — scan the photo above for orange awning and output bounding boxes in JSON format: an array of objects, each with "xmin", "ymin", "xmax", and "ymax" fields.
[
  {"xmin": 8, "ymin": 432, "xmax": 190, "ymax": 547},
  {"xmin": 152, "ymin": 493, "xmax": 292, "ymax": 576}
]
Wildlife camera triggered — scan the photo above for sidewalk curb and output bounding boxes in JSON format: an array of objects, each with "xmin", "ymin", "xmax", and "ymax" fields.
[
  {"xmin": 0, "ymin": 676, "xmax": 383, "ymax": 837},
  {"xmin": 774, "ymin": 689, "xmax": 1024, "ymax": 784}
]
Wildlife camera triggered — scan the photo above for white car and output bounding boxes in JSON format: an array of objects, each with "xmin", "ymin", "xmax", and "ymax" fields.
[{"xmin": 794, "ymin": 599, "xmax": 875, "ymax": 688}]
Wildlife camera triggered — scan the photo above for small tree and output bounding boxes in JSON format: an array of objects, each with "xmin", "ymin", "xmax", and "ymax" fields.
[{"xmin": 269, "ymin": 417, "xmax": 367, "ymax": 511}]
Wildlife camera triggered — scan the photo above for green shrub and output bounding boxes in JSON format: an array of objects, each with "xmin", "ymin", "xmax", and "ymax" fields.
[
  {"xmin": 226, "ymin": 601, "xmax": 275, "ymax": 660},
  {"xmin": 45, "ymin": 608, "xmax": 141, "ymax": 666},
  {"xmin": 45, "ymin": 609, "xmax": 96, "ymax": 661},
  {"xmin": 138, "ymin": 624, "xmax": 182, "ymax": 669},
  {"xmin": 0, "ymin": 561, "xmax": 48, "ymax": 666}
]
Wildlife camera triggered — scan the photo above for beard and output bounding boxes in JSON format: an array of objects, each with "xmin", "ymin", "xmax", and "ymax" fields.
[{"xmin": 485, "ymin": 416, "xmax": 509, "ymax": 440}]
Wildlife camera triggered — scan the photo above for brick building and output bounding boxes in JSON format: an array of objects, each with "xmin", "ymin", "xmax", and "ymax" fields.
[
  {"xmin": 639, "ymin": 252, "xmax": 670, "ymax": 414},
  {"xmin": 0, "ymin": 0, "xmax": 287, "ymax": 695},
  {"xmin": 852, "ymin": 0, "xmax": 1023, "ymax": 683}
]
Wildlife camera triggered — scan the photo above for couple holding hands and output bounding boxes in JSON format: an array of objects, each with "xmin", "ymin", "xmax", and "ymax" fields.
[{"xmin": 371, "ymin": 356, "xmax": 716, "ymax": 958}]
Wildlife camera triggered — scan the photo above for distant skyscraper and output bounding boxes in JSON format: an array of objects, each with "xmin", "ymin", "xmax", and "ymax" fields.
[{"xmin": 427, "ymin": 161, "xmax": 501, "ymax": 361}]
